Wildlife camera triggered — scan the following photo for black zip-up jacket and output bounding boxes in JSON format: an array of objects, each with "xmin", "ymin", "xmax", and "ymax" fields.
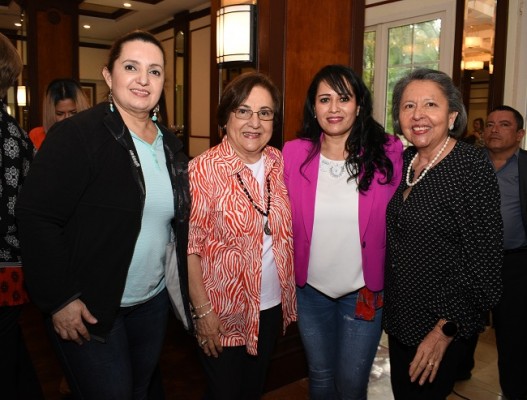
[{"xmin": 16, "ymin": 102, "xmax": 192, "ymax": 339}]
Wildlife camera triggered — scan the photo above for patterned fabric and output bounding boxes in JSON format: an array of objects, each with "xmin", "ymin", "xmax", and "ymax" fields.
[
  {"xmin": 188, "ymin": 137, "xmax": 296, "ymax": 355},
  {"xmin": 0, "ymin": 100, "xmax": 34, "ymax": 306},
  {"xmin": 0, "ymin": 266, "xmax": 29, "ymax": 306},
  {"xmin": 355, "ymin": 287, "xmax": 383, "ymax": 321},
  {"xmin": 384, "ymin": 141, "xmax": 503, "ymax": 346}
]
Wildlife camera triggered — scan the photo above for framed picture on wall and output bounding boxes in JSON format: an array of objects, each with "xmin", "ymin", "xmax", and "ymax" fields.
[{"xmin": 80, "ymin": 82, "xmax": 96, "ymax": 107}]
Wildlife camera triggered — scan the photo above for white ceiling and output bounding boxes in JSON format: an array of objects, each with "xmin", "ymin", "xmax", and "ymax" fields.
[{"xmin": 0, "ymin": 0, "xmax": 209, "ymax": 44}]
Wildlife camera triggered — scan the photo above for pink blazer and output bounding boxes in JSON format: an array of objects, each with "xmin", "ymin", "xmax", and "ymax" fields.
[{"xmin": 282, "ymin": 135, "xmax": 403, "ymax": 291}]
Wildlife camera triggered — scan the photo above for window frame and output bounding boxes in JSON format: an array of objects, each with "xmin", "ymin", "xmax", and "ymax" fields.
[{"xmin": 365, "ymin": 0, "xmax": 456, "ymax": 127}]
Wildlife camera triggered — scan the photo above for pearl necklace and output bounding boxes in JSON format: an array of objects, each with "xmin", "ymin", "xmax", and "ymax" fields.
[{"xmin": 406, "ymin": 136, "xmax": 450, "ymax": 187}]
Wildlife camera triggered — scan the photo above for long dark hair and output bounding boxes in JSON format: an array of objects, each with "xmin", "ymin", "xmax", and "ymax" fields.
[{"xmin": 299, "ymin": 64, "xmax": 393, "ymax": 192}]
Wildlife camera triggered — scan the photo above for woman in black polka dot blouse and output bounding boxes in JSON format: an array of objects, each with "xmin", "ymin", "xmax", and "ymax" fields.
[{"xmin": 383, "ymin": 69, "xmax": 503, "ymax": 400}]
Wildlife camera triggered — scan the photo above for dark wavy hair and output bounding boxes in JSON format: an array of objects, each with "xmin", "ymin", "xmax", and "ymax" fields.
[{"xmin": 299, "ymin": 64, "xmax": 393, "ymax": 192}]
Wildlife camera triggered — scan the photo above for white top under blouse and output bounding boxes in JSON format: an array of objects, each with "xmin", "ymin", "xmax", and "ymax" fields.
[
  {"xmin": 246, "ymin": 156, "xmax": 281, "ymax": 310},
  {"xmin": 307, "ymin": 154, "xmax": 365, "ymax": 298}
]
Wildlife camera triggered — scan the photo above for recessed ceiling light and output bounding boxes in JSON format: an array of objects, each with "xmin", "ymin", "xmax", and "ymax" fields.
[
  {"xmin": 123, "ymin": 2, "xmax": 132, "ymax": 7},
  {"xmin": 14, "ymin": 22, "xmax": 22, "ymax": 27},
  {"xmin": 83, "ymin": 24, "xmax": 91, "ymax": 29}
]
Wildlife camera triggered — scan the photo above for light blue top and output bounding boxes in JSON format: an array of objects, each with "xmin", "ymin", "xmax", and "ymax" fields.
[{"xmin": 121, "ymin": 127, "xmax": 174, "ymax": 306}]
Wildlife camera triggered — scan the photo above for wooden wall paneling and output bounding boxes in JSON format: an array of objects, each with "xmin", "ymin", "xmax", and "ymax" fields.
[
  {"xmin": 256, "ymin": 0, "xmax": 286, "ymax": 150},
  {"xmin": 209, "ymin": 0, "xmax": 221, "ymax": 148},
  {"xmin": 282, "ymin": 0, "xmax": 353, "ymax": 142},
  {"xmin": 488, "ymin": 0, "xmax": 508, "ymax": 112},
  {"xmin": 22, "ymin": 0, "xmax": 81, "ymax": 129}
]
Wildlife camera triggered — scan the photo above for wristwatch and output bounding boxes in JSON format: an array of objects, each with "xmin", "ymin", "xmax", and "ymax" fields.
[{"xmin": 438, "ymin": 319, "xmax": 458, "ymax": 337}]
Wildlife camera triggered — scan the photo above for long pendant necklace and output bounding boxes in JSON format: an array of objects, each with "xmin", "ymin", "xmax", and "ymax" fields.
[
  {"xmin": 236, "ymin": 173, "xmax": 272, "ymax": 235},
  {"xmin": 406, "ymin": 136, "xmax": 450, "ymax": 187}
]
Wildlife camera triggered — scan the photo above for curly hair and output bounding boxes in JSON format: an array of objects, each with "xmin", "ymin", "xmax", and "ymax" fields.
[{"xmin": 298, "ymin": 64, "xmax": 394, "ymax": 192}]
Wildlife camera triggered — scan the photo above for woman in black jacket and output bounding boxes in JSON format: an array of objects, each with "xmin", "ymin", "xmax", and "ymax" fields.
[{"xmin": 16, "ymin": 30, "xmax": 190, "ymax": 399}]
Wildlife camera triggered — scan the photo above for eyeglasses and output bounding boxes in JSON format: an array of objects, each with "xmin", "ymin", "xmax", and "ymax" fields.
[{"xmin": 233, "ymin": 108, "xmax": 274, "ymax": 121}]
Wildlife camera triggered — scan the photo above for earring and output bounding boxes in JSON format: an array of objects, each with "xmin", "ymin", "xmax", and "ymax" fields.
[
  {"xmin": 356, "ymin": 106, "xmax": 360, "ymax": 117},
  {"xmin": 152, "ymin": 104, "xmax": 160, "ymax": 122},
  {"xmin": 108, "ymin": 90, "xmax": 114, "ymax": 112},
  {"xmin": 449, "ymin": 123, "xmax": 454, "ymax": 130}
]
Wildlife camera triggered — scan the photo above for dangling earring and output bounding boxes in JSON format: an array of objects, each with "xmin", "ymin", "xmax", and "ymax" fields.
[
  {"xmin": 108, "ymin": 90, "xmax": 114, "ymax": 112},
  {"xmin": 449, "ymin": 123, "xmax": 454, "ymax": 131},
  {"xmin": 152, "ymin": 104, "xmax": 159, "ymax": 122}
]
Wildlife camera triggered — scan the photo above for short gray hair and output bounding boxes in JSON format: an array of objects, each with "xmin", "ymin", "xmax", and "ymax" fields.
[{"xmin": 391, "ymin": 68, "xmax": 467, "ymax": 139}]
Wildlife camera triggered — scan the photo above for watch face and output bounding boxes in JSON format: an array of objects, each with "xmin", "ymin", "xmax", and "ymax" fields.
[{"xmin": 442, "ymin": 321, "xmax": 458, "ymax": 337}]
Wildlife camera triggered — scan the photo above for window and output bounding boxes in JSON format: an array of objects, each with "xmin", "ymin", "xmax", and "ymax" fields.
[{"xmin": 364, "ymin": 0, "xmax": 455, "ymax": 135}]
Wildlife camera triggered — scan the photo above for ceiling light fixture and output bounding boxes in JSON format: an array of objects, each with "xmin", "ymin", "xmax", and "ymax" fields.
[
  {"xmin": 465, "ymin": 36, "xmax": 482, "ymax": 48},
  {"xmin": 464, "ymin": 60, "xmax": 484, "ymax": 70}
]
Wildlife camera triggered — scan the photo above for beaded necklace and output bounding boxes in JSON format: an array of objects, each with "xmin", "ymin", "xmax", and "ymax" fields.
[{"xmin": 236, "ymin": 173, "xmax": 272, "ymax": 235}]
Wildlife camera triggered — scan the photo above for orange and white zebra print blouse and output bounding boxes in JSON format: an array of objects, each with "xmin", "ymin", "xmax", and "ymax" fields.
[{"xmin": 188, "ymin": 138, "xmax": 297, "ymax": 355}]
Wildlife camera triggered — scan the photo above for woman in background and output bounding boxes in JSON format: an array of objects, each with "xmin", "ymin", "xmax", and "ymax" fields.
[
  {"xmin": 29, "ymin": 78, "xmax": 90, "ymax": 150},
  {"xmin": 282, "ymin": 64, "xmax": 403, "ymax": 400},
  {"xmin": 384, "ymin": 68, "xmax": 502, "ymax": 399}
]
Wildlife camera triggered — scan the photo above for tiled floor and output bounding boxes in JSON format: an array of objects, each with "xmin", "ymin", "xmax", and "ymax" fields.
[{"xmin": 263, "ymin": 327, "xmax": 503, "ymax": 400}]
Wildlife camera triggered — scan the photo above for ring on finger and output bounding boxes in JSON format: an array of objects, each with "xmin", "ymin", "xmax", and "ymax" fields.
[
  {"xmin": 200, "ymin": 339, "xmax": 208, "ymax": 346},
  {"xmin": 427, "ymin": 361, "xmax": 434, "ymax": 367}
]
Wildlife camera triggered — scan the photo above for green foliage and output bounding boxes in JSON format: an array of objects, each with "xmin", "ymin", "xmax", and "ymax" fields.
[{"xmin": 363, "ymin": 19, "xmax": 441, "ymax": 134}]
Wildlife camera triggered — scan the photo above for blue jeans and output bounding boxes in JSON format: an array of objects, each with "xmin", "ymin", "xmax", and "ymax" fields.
[
  {"xmin": 46, "ymin": 288, "xmax": 169, "ymax": 400},
  {"xmin": 297, "ymin": 284, "xmax": 382, "ymax": 400}
]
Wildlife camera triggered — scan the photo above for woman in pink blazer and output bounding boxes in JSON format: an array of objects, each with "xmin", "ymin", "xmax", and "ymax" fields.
[{"xmin": 283, "ymin": 65, "xmax": 403, "ymax": 400}]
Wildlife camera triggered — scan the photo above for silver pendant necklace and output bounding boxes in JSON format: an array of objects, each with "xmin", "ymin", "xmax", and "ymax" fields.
[
  {"xmin": 320, "ymin": 157, "xmax": 346, "ymax": 178},
  {"xmin": 236, "ymin": 173, "xmax": 272, "ymax": 235}
]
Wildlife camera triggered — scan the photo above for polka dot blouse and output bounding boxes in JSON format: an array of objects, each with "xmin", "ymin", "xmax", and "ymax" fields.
[{"xmin": 383, "ymin": 140, "xmax": 503, "ymax": 346}]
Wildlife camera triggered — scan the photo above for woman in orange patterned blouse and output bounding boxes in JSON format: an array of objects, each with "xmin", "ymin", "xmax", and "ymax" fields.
[{"xmin": 188, "ymin": 72, "xmax": 296, "ymax": 400}]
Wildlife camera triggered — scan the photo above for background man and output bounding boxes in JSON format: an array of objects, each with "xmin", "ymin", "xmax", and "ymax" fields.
[{"xmin": 483, "ymin": 105, "xmax": 527, "ymax": 400}]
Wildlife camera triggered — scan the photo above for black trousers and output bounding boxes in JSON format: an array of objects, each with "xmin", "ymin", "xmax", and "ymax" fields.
[
  {"xmin": 388, "ymin": 334, "xmax": 467, "ymax": 400},
  {"xmin": 0, "ymin": 305, "xmax": 44, "ymax": 400},
  {"xmin": 199, "ymin": 304, "xmax": 282, "ymax": 400},
  {"xmin": 493, "ymin": 250, "xmax": 527, "ymax": 400},
  {"xmin": 455, "ymin": 333, "xmax": 478, "ymax": 378}
]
